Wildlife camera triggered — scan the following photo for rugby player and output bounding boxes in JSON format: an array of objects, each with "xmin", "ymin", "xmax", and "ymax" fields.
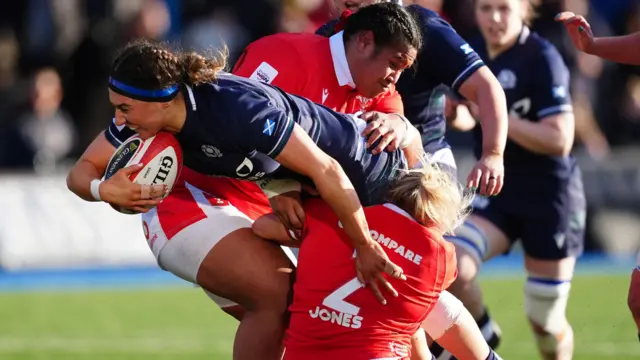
[{"xmin": 447, "ymin": 1, "xmax": 586, "ymax": 359}]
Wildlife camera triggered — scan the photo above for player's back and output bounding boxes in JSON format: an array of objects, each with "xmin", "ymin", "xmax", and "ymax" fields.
[{"xmin": 284, "ymin": 198, "xmax": 457, "ymax": 360}]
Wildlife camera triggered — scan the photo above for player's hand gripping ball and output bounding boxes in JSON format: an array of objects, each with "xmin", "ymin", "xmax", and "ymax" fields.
[{"xmin": 103, "ymin": 132, "xmax": 183, "ymax": 214}]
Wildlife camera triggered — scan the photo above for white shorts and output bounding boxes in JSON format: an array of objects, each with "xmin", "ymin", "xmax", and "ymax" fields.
[{"xmin": 141, "ymin": 180, "xmax": 296, "ymax": 309}]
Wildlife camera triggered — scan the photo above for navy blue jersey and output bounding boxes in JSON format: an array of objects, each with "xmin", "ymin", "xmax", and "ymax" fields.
[
  {"xmin": 104, "ymin": 73, "xmax": 406, "ymax": 205},
  {"xmin": 469, "ymin": 27, "xmax": 575, "ymax": 177},
  {"xmin": 316, "ymin": 5, "xmax": 484, "ymax": 153}
]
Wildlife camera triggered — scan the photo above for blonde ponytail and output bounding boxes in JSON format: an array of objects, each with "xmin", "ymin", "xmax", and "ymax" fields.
[{"xmin": 386, "ymin": 162, "xmax": 472, "ymax": 234}]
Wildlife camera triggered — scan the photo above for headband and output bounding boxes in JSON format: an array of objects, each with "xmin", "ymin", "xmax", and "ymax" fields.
[{"xmin": 108, "ymin": 77, "xmax": 180, "ymax": 102}]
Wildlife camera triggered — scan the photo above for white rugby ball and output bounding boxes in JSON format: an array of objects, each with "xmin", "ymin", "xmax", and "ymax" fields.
[{"xmin": 104, "ymin": 132, "xmax": 183, "ymax": 214}]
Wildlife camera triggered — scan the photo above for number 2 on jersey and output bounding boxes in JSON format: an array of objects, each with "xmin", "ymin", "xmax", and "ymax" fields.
[{"xmin": 322, "ymin": 277, "xmax": 364, "ymax": 315}]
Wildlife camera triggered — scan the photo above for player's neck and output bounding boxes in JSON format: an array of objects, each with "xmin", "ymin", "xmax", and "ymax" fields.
[
  {"xmin": 163, "ymin": 91, "xmax": 187, "ymax": 134},
  {"xmin": 486, "ymin": 25, "xmax": 523, "ymax": 60}
]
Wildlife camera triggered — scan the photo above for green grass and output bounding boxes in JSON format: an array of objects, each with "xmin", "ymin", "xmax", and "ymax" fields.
[{"xmin": 0, "ymin": 275, "xmax": 636, "ymax": 359}]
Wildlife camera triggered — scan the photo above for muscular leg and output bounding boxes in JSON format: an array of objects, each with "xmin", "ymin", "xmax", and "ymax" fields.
[
  {"xmin": 442, "ymin": 215, "xmax": 510, "ymax": 355},
  {"xmin": 196, "ymin": 228, "xmax": 293, "ymax": 360},
  {"xmin": 523, "ymin": 256, "xmax": 576, "ymax": 360}
]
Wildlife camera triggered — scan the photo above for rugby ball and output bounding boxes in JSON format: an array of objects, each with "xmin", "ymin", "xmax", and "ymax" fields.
[{"xmin": 104, "ymin": 132, "xmax": 183, "ymax": 214}]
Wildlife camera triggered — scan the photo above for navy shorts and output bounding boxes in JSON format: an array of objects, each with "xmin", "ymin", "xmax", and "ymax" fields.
[{"xmin": 472, "ymin": 166, "xmax": 586, "ymax": 260}]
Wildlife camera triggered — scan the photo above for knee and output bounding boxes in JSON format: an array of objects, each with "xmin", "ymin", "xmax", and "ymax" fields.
[
  {"xmin": 451, "ymin": 247, "xmax": 480, "ymax": 285},
  {"xmin": 445, "ymin": 220, "xmax": 488, "ymax": 284},
  {"xmin": 524, "ymin": 276, "xmax": 573, "ymax": 352}
]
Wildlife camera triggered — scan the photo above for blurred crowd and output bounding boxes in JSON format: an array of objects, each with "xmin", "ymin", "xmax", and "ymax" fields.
[{"xmin": 0, "ymin": 0, "xmax": 638, "ymax": 172}]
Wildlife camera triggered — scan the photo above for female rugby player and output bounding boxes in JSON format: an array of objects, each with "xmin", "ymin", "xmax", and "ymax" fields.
[
  {"xmin": 320, "ymin": 0, "xmax": 509, "ymax": 197},
  {"xmin": 447, "ymin": 1, "xmax": 586, "ymax": 359},
  {"xmin": 67, "ymin": 7, "xmax": 421, "ymax": 358},
  {"xmin": 253, "ymin": 164, "xmax": 499, "ymax": 360}
]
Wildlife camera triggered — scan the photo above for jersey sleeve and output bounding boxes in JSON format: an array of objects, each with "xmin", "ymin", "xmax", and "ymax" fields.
[
  {"xmin": 530, "ymin": 47, "xmax": 573, "ymax": 120},
  {"xmin": 103, "ymin": 118, "xmax": 136, "ymax": 148},
  {"xmin": 224, "ymin": 100, "xmax": 296, "ymax": 159},
  {"xmin": 409, "ymin": 6, "xmax": 484, "ymax": 94},
  {"xmin": 368, "ymin": 86, "xmax": 404, "ymax": 114},
  {"xmin": 232, "ymin": 36, "xmax": 306, "ymax": 94}
]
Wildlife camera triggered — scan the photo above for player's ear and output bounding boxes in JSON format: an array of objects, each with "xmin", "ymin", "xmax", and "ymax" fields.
[{"xmin": 356, "ymin": 30, "xmax": 375, "ymax": 52}]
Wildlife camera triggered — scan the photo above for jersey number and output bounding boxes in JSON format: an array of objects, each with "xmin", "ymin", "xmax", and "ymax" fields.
[{"xmin": 322, "ymin": 277, "xmax": 364, "ymax": 315}]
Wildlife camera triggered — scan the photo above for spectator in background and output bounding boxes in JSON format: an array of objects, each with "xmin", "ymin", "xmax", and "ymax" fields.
[{"xmin": 3, "ymin": 68, "xmax": 76, "ymax": 172}]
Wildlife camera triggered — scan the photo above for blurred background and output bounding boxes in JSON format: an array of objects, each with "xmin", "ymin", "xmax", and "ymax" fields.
[{"xmin": 0, "ymin": 1, "xmax": 638, "ymax": 359}]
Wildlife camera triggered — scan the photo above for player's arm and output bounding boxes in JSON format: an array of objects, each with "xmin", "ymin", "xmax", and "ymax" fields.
[
  {"xmin": 507, "ymin": 49, "xmax": 574, "ymax": 156},
  {"xmin": 232, "ymin": 36, "xmax": 307, "ymax": 93},
  {"xmin": 556, "ymin": 12, "xmax": 640, "ymax": 65},
  {"xmin": 66, "ymin": 119, "xmax": 162, "ymax": 211},
  {"xmin": 67, "ymin": 120, "xmax": 127, "ymax": 201},
  {"xmin": 233, "ymin": 105, "xmax": 406, "ymax": 301},
  {"xmin": 423, "ymin": 18, "xmax": 507, "ymax": 158},
  {"xmin": 586, "ymin": 33, "xmax": 640, "ymax": 65}
]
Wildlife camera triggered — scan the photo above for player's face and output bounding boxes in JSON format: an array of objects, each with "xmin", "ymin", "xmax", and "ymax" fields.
[
  {"xmin": 475, "ymin": 0, "xmax": 526, "ymax": 48},
  {"xmin": 109, "ymin": 89, "xmax": 167, "ymax": 140},
  {"xmin": 351, "ymin": 32, "xmax": 416, "ymax": 98},
  {"xmin": 334, "ymin": 0, "xmax": 378, "ymax": 13}
]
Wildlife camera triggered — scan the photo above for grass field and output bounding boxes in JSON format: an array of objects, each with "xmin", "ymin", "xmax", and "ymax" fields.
[{"xmin": 0, "ymin": 272, "xmax": 637, "ymax": 360}]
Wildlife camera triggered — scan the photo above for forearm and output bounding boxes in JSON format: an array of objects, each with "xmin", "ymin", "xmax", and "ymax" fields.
[
  {"xmin": 475, "ymin": 81, "xmax": 508, "ymax": 156},
  {"xmin": 508, "ymin": 116, "xmax": 570, "ymax": 155},
  {"xmin": 66, "ymin": 160, "xmax": 103, "ymax": 202},
  {"xmin": 588, "ymin": 33, "xmax": 640, "ymax": 65},
  {"xmin": 312, "ymin": 159, "xmax": 371, "ymax": 248}
]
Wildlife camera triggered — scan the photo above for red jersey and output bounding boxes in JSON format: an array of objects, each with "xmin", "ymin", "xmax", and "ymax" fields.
[
  {"xmin": 232, "ymin": 32, "xmax": 404, "ymax": 115},
  {"xmin": 284, "ymin": 199, "xmax": 458, "ymax": 360}
]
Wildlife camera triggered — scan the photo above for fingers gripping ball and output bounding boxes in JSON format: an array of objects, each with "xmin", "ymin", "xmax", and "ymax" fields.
[{"xmin": 104, "ymin": 132, "xmax": 183, "ymax": 214}]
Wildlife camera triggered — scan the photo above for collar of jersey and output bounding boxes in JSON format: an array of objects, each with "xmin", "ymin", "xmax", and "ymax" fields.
[
  {"xmin": 383, "ymin": 203, "xmax": 417, "ymax": 223},
  {"xmin": 329, "ymin": 31, "xmax": 356, "ymax": 89}
]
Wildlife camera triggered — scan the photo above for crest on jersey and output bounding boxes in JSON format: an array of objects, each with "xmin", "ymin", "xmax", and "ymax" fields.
[
  {"xmin": 497, "ymin": 69, "xmax": 517, "ymax": 89},
  {"xmin": 355, "ymin": 95, "xmax": 371, "ymax": 111},
  {"xmin": 552, "ymin": 85, "xmax": 567, "ymax": 99},
  {"xmin": 201, "ymin": 144, "xmax": 222, "ymax": 158},
  {"xmin": 460, "ymin": 43, "xmax": 475, "ymax": 55},
  {"xmin": 263, "ymin": 119, "xmax": 276, "ymax": 136}
]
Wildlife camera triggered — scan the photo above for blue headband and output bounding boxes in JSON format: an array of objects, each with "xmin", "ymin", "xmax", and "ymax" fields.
[{"xmin": 108, "ymin": 77, "xmax": 180, "ymax": 102}]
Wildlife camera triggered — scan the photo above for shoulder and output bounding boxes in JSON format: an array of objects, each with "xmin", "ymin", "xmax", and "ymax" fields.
[
  {"xmin": 523, "ymin": 31, "xmax": 565, "ymax": 67},
  {"xmin": 316, "ymin": 19, "xmax": 339, "ymax": 37}
]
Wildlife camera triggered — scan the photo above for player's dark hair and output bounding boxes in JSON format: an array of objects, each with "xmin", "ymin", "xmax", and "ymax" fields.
[
  {"xmin": 109, "ymin": 39, "xmax": 227, "ymax": 101},
  {"xmin": 342, "ymin": 2, "xmax": 422, "ymax": 55}
]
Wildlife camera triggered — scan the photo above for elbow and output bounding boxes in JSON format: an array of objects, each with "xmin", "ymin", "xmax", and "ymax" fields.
[{"xmin": 546, "ymin": 134, "xmax": 573, "ymax": 156}]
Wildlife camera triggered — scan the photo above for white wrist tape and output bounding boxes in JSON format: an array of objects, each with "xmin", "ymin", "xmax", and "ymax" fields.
[
  {"xmin": 395, "ymin": 114, "xmax": 417, "ymax": 149},
  {"xmin": 90, "ymin": 179, "xmax": 103, "ymax": 201},
  {"xmin": 257, "ymin": 178, "xmax": 302, "ymax": 199}
]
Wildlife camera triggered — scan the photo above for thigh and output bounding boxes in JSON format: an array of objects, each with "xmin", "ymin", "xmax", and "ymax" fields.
[
  {"xmin": 520, "ymin": 174, "xmax": 586, "ymax": 262},
  {"xmin": 468, "ymin": 193, "xmax": 521, "ymax": 260}
]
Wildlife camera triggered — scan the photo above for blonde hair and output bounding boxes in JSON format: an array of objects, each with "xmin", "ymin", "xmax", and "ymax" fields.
[{"xmin": 386, "ymin": 161, "xmax": 473, "ymax": 234}]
